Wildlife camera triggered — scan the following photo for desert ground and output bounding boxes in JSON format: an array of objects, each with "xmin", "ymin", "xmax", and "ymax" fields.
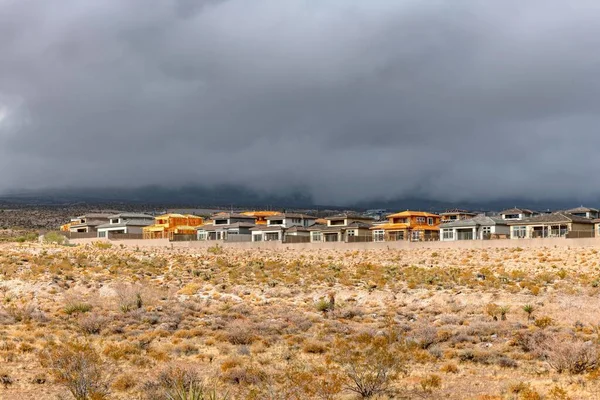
[{"xmin": 1, "ymin": 241, "xmax": 600, "ymax": 399}]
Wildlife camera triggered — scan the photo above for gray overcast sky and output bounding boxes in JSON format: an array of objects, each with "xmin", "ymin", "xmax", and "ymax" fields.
[{"xmin": 1, "ymin": 0, "xmax": 600, "ymax": 204}]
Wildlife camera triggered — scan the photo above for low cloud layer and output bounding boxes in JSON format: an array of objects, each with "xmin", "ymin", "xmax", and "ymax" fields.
[{"xmin": 2, "ymin": 0, "xmax": 600, "ymax": 205}]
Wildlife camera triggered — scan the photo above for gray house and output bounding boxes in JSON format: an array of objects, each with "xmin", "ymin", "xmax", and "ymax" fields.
[
  {"xmin": 440, "ymin": 215, "xmax": 510, "ymax": 241},
  {"xmin": 96, "ymin": 213, "xmax": 155, "ymax": 238}
]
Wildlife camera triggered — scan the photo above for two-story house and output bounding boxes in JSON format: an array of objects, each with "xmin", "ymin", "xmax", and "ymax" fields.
[
  {"xmin": 308, "ymin": 213, "xmax": 374, "ymax": 243},
  {"xmin": 371, "ymin": 211, "xmax": 441, "ymax": 242},
  {"xmin": 241, "ymin": 211, "xmax": 281, "ymax": 225},
  {"xmin": 143, "ymin": 213, "xmax": 204, "ymax": 240},
  {"xmin": 250, "ymin": 213, "xmax": 317, "ymax": 242},
  {"xmin": 197, "ymin": 213, "xmax": 256, "ymax": 241},
  {"xmin": 565, "ymin": 206, "xmax": 599, "ymax": 219},
  {"xmin": 68, "ymin": 213, "xmax": 113, "ymax": 233},
  {"xmin": 96, "ymin": 213, "xmax": 155, "ymax": 238},
  {"xmin": 440, "ymin": 209, "xmax": 478, "ymax": 223},
  {"xmin": 499, "ymin": 208, "xmax": 535, "ymax": 221}
]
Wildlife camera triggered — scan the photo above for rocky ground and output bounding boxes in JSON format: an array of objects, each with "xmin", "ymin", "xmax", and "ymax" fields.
[{"xmin": 0, "ymin": 242, "xmax": 600, "ymax": 399}]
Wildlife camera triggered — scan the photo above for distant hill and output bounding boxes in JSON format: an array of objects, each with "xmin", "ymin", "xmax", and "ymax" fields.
[{"xmin": 0, "ymin": 185, "xmax": 595, "ymax": 213}]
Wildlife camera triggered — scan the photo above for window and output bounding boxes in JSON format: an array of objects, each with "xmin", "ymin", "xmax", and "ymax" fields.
[
  {"xmin": 442, "ymin": 229, "xmax": 454, "ymax": 240},
  {"xmin": 427, "ymin": 217, "xmax": 434, "ymax": 226},
  {"xmin": 416, "ymin": 217, "xmax": 426, "ymax": 223},
  {"xmin": 214, "ymin": 219, "xmax": 227, "ymax": 225},
  {"xmin": 111, "ymin": 218, "xmax": 119, "ymax": 224},
  {"xmin": 98, "ymin": 231, "xmax": 106, "ymax": 238},
  {"xmin": 512, "ymin": 226, "xmax": 527, "ymax": 238},
  {"xmin": 504, "ymin": 214, "xmax": 520, "ymax": 220},
  {"xmin": 265, "ymin": 232, "xmax": 279, "ymax": 241},
  {"xmin": 347, "ymin": 230, "xmax": 356, "ymax": 237},
  {"xmin": 373, "ymin": 230, "xmax": 385, "ymax": 242},
  {"xmin": 311, "ymin": 232, "xmax": 322, "ymax": 242},
  {"xmin": 198, "ymin": 232, "xmax": 207, "ymax": 241},
  {"xmin": 292, "ymin": 218, "xmax": 301, "ymax": 224},
  {"xmin": 329, "ymin": 219, "xmax": 344, "ymax": 226},
  {"xmin": 253, "ymin": 234, "xmax": 263, "ymax": 242}
]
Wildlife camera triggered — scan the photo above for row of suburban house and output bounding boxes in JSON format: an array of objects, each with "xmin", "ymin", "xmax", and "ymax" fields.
[{"xmin": 60, "ymin": 206, "xmax": 600, "ymax": 243}]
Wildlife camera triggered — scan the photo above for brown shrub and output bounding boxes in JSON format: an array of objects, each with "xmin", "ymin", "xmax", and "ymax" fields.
[
  {"xmin": 39, "ymin": 341, "xmax": 111, "ymax": 400},
  {"xmin": 543, "ymin": 337, "xmax": 598, "ymax": 374}
]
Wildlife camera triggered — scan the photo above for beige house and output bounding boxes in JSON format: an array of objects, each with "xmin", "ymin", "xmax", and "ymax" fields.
[
  {"xmin": 508, "ymin": 212, "xmax": 594, "ymax": 239},
  {"xmin": 308, "ymin": 213, "xmax": 373, "ymax": 242}
]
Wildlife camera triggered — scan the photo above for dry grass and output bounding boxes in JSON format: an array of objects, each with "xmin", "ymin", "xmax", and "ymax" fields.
[{"xmin": 1, "ymin": 242, "xmax": 600, "ymax": 398}]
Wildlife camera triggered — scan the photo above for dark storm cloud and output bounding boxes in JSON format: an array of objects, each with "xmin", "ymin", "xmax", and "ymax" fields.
[{"xmin": 2, "ymin": 0, "xmax": 600, "ymax": 204}]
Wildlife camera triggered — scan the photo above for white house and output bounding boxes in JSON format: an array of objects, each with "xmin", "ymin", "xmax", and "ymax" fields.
[
  {"xmin": 250, "ymin": 213, "xmax": 316, "ymax": 242},
  {"xmin": 308, "ymin": 213, "xmax": 374, "ymax": 243},
  {"xmin": 196, "ymin": 213, "xmax": 256, "ymax": 241},
  {"xmin": 439, "ymin": 215, "xmax": 509, "ymax": 241}
]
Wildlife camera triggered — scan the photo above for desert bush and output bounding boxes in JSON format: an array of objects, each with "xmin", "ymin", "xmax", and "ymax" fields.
[
  {"xmin": 64, "ymin": 302, "xmax": 93, "ymax": 315},
  {"xmin": 39, "ymin": 341, "xmax": 111, "ymax": 400},
  {"xmin": 302, "ymin": 340, "xmax": 328, "ymax": 354},
  {"xmin": 0, "ymin": 370, "xmax": 13, "ymax": 388},
  {"xmin": 224, "ymin": 321, "xmax": 254, "ymax": 345},
  {"xmin": 142, "ymin": 366, "xmax": 228, "ymax": 400},
  {"xmin": 420, "ymin": 374, "xmax": 441, "ymax": 393},
  {"xmin": 43, "ymin": 232, "xmax": 66, "ymax": 245},
  {"xmin": 332, "ymin": 334, "xmax": 406, "ymax": 398},
  {"xmin": 78, "ymin": 314, "xmax": 107, "ymax": 335},
  {"xmin": 440, "ymin": 363, "xmax": 459, "ymax": 373},
  {"xmin": 543, "ymin": 337, "xmax": 598, "ymax": 374},
  {"xmin": 534, "ymin": 316, "xmax": 554, "ymax": 329},
  {"xmin": 113, "ymin": 373, "xmax": 137, "ymax": 392}
]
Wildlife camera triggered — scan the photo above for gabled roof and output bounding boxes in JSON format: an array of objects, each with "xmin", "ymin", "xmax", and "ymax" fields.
[
  {"xmin": 265, "ymin": 213, "xmax": 316, "ymax": 220},
  {"xmin": 440, "ymin": 215, "xmax": 507, "ymax": 228},
  {"xmin": 311, "ymin": 221, "xmax": 373, "ymax": 232},
  {"xmin": 566, "ymin": 206, "xmax": 599, "ymax": 213},
  {"xmin": 211, "ymin": 213, "xmax": 255, "ymax": 220},
  {"xmin": 325, "ymin": 213, "xmax": 374, "ymax": 220},
  {"xmin": 507, "ymin": 212, "xmax": 594, "ymax": 225},
  {"xmin": 386, "ymin": 211, "xmax": 439, "ymax": 218},
  {"xmin": 500, "ymin": 208, "xmax": 534, "ymax": 215},
  {"xmin": 440, "ymin": 209, "xmax": 477, "ymax": 216},
  {"xmin": 97, "ymin": 220, "xmax": 154, "ymax": 229},
  {"xmin": 106, "ymin": 213, "xmax": 154, "ymax": 220},
  {"xmin": 199, "ymin": 222, "xmax": 256, "ymax": 231}
]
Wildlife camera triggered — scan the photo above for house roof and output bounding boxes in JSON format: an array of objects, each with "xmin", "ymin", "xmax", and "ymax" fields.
[
  {"xmin": 70, "ymin": 219, "xmax": 107, "ymax": 228},
  {"xmin": 97, "ymin": 220, "xmax": 154, "ymax": 229},
  {"xmin": 75, "ymin": 213, "xmax": 113, "ymax": 219},
  {"xmin": 199, "ymin": 222, "xmax": 256, "ymax": 231},
  {"xmin": 440, "ymin": 215, "xmax": 507, "ymax": 228},
  {"xmin": 241, "ymin": 211, "xmax": 281, "ymax": 217},
  {"xmin": 310, "ymin": 221, "xmax": 373, "ymax": 232},
  {"xmin": 155, "ymin": 213, "xmax": 202, "ymax": 219},
  {"xmin": 325, "ymin": 213, "xmax": 374, "ymax": 220},
  {"xmin": 106, "ymin": 213, "xmax": 155, "ymax": 220},
  {"xmin": 440, "ymin": 209, "xmax": 477, "ymax": 216},
  {"xmin": 566, "ymin": 206, "xmax": 599, "ymax": 213},
  {"xmin": 386, "ymin": 211, "xmax": 439, "ymax": 218},
  {"xmin": 211, "ymin": 213, "xmax": 255, "ymax": 220},
  {"xmin": 507, "ymin": 212, "xmax": 594, "ymax": 225},
  {"xmin": 371, "ymin": 223, "xmax": 440, "ymax": 231},
  {"xmin": 265, "ymin": 213, "xmax": 316, "ymax": 220},
  {"xmin": 500, "ymin": 208, "xmax": 534, "ymax": 215}
]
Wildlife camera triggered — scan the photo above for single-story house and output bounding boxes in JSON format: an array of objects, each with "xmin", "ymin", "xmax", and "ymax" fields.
[
  {"xmin": 439, "ymin": 215, "xmax": 509, "ymax": 241},
  {"xmin": 507, "ymin": 212, "xmax": 595, "ymax": 239}
]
